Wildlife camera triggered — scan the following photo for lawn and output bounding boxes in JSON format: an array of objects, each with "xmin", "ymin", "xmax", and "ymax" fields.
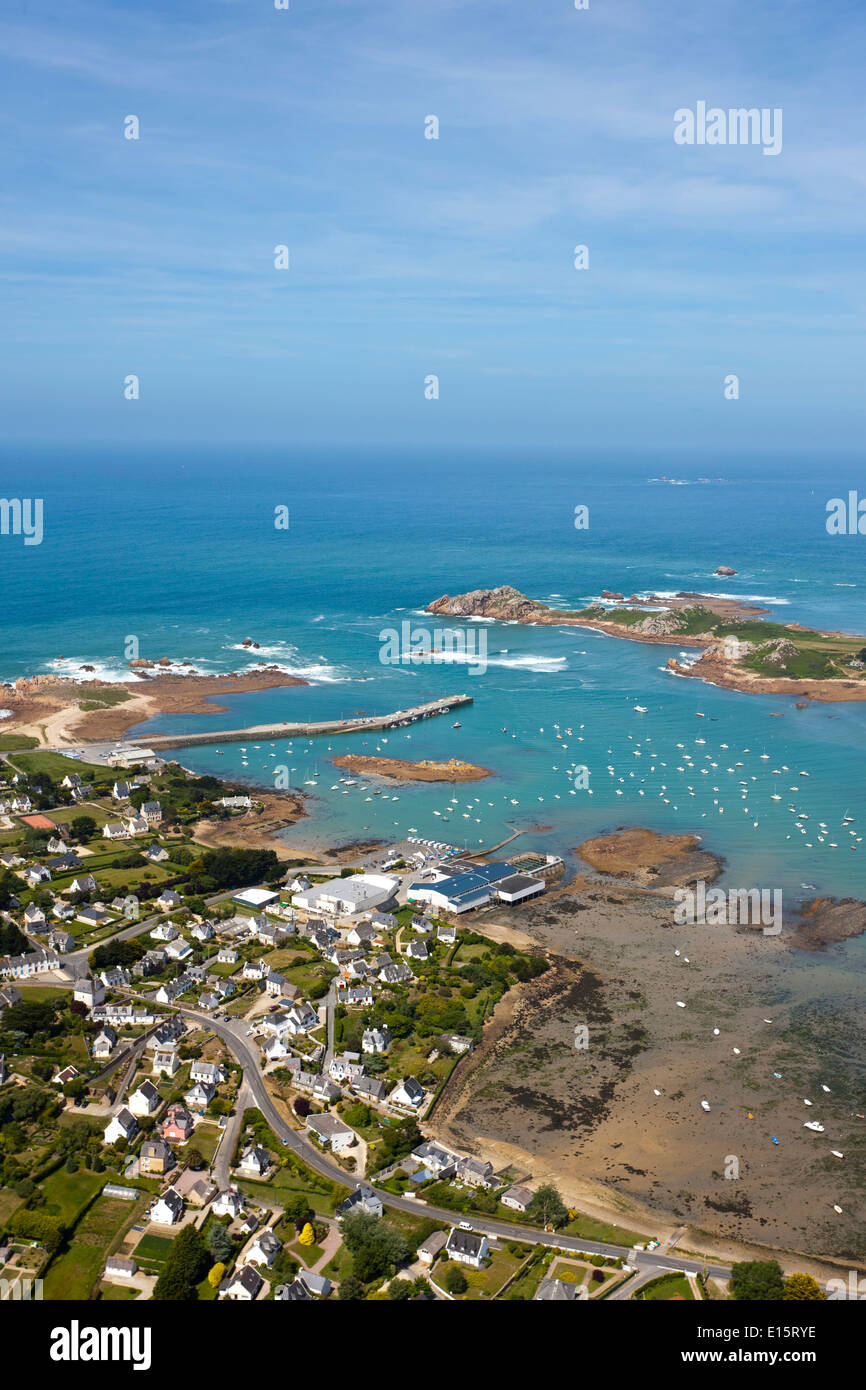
[
  {"xmin": 0, "ymin": 1188, "xmax": 24, "ymax": 1225},
  {"xmin": 132, "ymin": 1232, "xmax": 174, "ymax": 1271},
  {"xmin": 11, "ymin": 751, "xmax": 113, "ymax": 783},
  {"xmin": 99, "ymin": 1282, "xmax": 141, "ymax": 1300},
  {"xmin": 0, "ymin": 734, "xmax": 39, "ymax": 750},
  {"xmin": 40, "ymin": 1168, "xmax": 106, "ymax": 1226},
  {"xmin": 42, "ymin": 1194, "xmax": 146, "ymax": 1301},
  {"xmin": 435, "ymin": 1246, "xmax": 528, "ymax": 1300},
  {"xmin": 635, "ymin": 1272, "xmax": 696, "ymax": 1301},
  {"xmin": 563, "ymin": 1212, "xmax": 646, "ymax": 1247},
  {"xmin": 189, "ymin": 1123, "xmax": 221, "ymax": 1164}
]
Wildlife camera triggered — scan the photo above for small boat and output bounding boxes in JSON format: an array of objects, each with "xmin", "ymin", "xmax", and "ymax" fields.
[
  {"xmin": 833, "ymin": 1205, "xmax": 843, "ymax": 1214},
  {"xmin": 804, "ymin": 1121, "xmax": 824, "ymax": 1132},
  {"xmin": 831, "ymin": 1150, "xmax": 844, "ymax": 1159},
  {"xmin": 803, "ymin": 1098, "xmax": 813, "ymax": 1106},
  {"xmin": 821, "ymin": 1084, "xmax": 831, "ymax": 1093},
  {"xmin": 771, "ymin": 1136, "xmax": 779, "ymax": 1145},
  {"xmin": 700, "ymin": 1100, "xmax": 711, "ymax": 1112},
  {"xmin": 634, "ymin": 705, "xmax": 648, "ymax": 713},
  {"xmin": 452, "ymin": 722, "xmax": 461, "ymax": 728}
]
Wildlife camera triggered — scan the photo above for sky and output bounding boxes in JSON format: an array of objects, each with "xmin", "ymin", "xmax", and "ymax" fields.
[{"xmin": 1, "ymin": 0, "xmax": 864, "ymax": 450}]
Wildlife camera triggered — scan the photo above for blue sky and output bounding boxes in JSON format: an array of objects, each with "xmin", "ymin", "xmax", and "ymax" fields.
[{"xmin": 1, "ymin": 0, "xmax": 864, "ymax": 448}]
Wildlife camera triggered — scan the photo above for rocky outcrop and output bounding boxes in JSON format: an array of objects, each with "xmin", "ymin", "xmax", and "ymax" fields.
[
  {"xmin": 634, "ymin": 612, "xmax": 688, "ymax": 636},
  {"xmin": 754, "ymin": 638, "xmax": 800, "ymax": 670},
  {"xmin": 715, "ymin": 566, "xmax": 737, "ymax": 576},
  {"xmin": 427, "ymin": 585, "xmax": 549, "ymax": 622}
]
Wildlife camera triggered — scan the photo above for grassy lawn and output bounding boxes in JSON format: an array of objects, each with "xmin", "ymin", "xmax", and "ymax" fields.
[
  {"xmin": 16, "ymin": 986, "xmax": 70, "ymax": 1005},
  {"xmin": 0, "ymin": 1189, "xmax": 24, "ymax": 1225},
  {"xmin": 635, "ymin": 1272, "xmax": 696, "ymax": 1301},
  {"xmin": 238, "ymin": 1167, "xmax": 345, "ymax": 1219},
  {"xmin": 322, "ymin": 1241, "xmax": 354, "ymax": 1283},
  {"xmin": 131, "ymin": 1232, "xmax": 174, "ymax": 1271},
  {"xmin": 562, "ymin": 1212, "xmax": 646, "ymax": 1246},
  {"xmin": 189, "ymin": 1123, "xmax": 221, "ymax": 1164},
  {"xmin": 98, "ymin": 1282, "xmax": 141, "ymax": 1300},
  {"xmin": 434, "ymin": 1247, "xmax": 527, "ymax": 1300},
  {"xmin": 11, "ymin": 751, "xmax": 114, "ymax": 782},
  {"xmin": 40, "ymin": 1168, "xmax": 106, "ymax": 1225},
  {"xmin": 0, "ymin": 734, "xmax": 39, "ymax": 750},
  {"xmin": 289, "ymin": 1238, "xmax": 325, "ymax": 1265},
  {"xmin": 42, "ymin": 1194, "xmax": 146, "ymax": 1301}
]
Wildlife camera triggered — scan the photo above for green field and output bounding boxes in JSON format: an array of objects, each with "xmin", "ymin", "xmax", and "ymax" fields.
[
  {"xmin": 40, "ymin": 1168, "xmax": 106, "ymax": 1225},
  {"xmin": 42, "ymin": 1193, "xmax": 146, "ymax": 1300},
  {"xmin": 0, "ymin": 734, "xmax": 40, "ymax": 750},
  {"xmin": 132, "ymin": 1232, "xmax": 174, "ymax": 1271},
  {"xmin": 10, "ymin": 751, "xmax": 114, "ymax": 782}
]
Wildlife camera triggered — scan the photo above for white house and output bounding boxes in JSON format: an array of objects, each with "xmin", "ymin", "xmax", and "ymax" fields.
[
  {"xmin": 220, "ymin": 1265, "xmax": 262, "ymax": 1301},
  {"xmin": 306, "ymin": 1114, "xmax": 355, "ymax": 1154},
  {"xmin": 445, "ymin": 1228, "xmax": 489, "ymax": 1268},
  {"xmin": 73, "ymin": 977, "xmax": 105, "ymax": 1008},
  {"xmin": 145, "ymin": 844, "xmax": 169, "ymax": 863},
  {"xmin": 164, "ymin": 938, "xmax": 192, "ymax": 962},
  {"xmin": 153, "ymin": 1048, "xmax": 180, "ymax": 1077},
  {"xmin": 156, "ymin": 889, "xmax": 182, "ymax": 912},
  {"xmin": 501, "ymin": 1184, "xmax": 533, "ymax": 1213},
  {"xmin": 150, "ymin": 921, "xmax": 178, "ymax": 942},
  {"xmin": 92, "ymin": 1026, "xmax": 117, "ymax": 1059},
  {"xmin": 237, "ymin": 1145, "xmax": 270, "ymax": 1178},
  {"xmin": 212, "ymin": 1188, "xmax": 243, "ymax": 1219},
  {"xmin": 242, "ymin": 1228, "xmax": 282, "ymax": 1269},
  {"xmin": 189, "ymin": 1060, "xmax": 224, "ymax": 1087},
  {"xmin": 129, "ymin": 1079, "xmax": 162, "ymax": 1117},
  {"xmin": 150, "ymin": 1187, "xmax": 184, "ymax": 1225},
  {"xmin": 104, "ymin": 1108, "xmax": 138, "ymax": 1146},
  {"xmin": 390, "ymin": 1076, "xmax": 425, "ymax": 1109}
]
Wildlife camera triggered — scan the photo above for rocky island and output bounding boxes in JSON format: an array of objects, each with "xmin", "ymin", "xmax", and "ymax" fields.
[
  {"xmin": 331, "ymin": 753, "xmax": 492, "ymax": 782},
  {"xmin": 427, "ymin": 585, "xmax": 866, "ymax": 702}
]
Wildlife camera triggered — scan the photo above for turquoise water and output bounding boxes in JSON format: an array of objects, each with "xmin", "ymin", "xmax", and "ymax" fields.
[{"xmin": 2, "ymin": 445, "xmax": 865, "ymax": 908}]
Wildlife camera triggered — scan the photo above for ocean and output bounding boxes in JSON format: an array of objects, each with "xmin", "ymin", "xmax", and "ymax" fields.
[{"xmin": 3, "ymin": 444, "xmax": 865, "ymax": 915}]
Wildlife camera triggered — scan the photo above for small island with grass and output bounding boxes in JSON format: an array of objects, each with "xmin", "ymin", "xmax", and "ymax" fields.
[
  {"xmin": 427, "ymin": 585, "xmax": 866, "ymax": 701},
  {"xmin": 331, "ymin": 754, "xmax": 492, "ymax": 783}
]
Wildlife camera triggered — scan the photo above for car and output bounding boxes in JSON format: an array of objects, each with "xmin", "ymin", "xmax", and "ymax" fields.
[{"xmin": 458, "ymin": 1221, "xmax": 473, "ymax": 1231}]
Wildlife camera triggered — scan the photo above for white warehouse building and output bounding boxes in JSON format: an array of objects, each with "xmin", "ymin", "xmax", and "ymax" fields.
[{"xmin": 292, "ymin": 873, "xmax": 399, "ymax": 918}]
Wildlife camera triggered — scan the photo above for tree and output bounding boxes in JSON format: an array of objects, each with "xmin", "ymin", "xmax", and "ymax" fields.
[
  {"xmin": 528, "ymin": 1183, "xmax": 568, "ymax": 1230},
  {"xmin": 388, "ymin": 1278, "xmax": 413, "ymax": 1300},
  {"xmin": 443, "ymin": 1263, "xmax": 467, "ymax": 1295},
  {"xmin": 205, "ymin": 1223, "xmax": 234, "ymax": 1263},
  {"xmin": 292, "ymin": 1096, "xmax": 310, "ymax": 1118},
  {"xmin": 341, "ymin": 1210, "xmax": 408, "ymax": 1283},
  {"xmin": 207, "ymin": 1262, "xmax": 225, "ymax": 1288},
  {"xmin": 338, "ymin": 1275, "xmax": 365, "ymax": 1301},
  {"xmin": 730, "ymin": 1260, "xmax": 785, "ymax": 1302},
  {"xmin": 153, "ymin": 1224, "xmax": 209, "ymax": 1301},
  {"xmin": 71, "ymin": 816, "xmax": 97, "ymax": 842},
  {"xmin": 186, "ymin": 1146, "xmax": 204, "ymax": 1170},
  {"xmin": 298, "ymin": 1222, "xmax": 316, "ymax": 1246},
  {"xmin": 783, "ymin": 1273, "xmax": 826, "ymax": 1301}
]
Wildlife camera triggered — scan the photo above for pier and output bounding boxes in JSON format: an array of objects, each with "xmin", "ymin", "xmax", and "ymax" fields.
[{"xmin": 134, "ymin": 693, "xmax": 474, "ymax": 751}]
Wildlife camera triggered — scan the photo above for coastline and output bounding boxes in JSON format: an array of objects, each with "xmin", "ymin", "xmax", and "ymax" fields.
[
  {"xmin": 427, "ymin": 585, "xmax": 866, "ymax": 702},
  {"xmin": 2, "ymin": 667, "xmax": 308, "ymax": 746}
]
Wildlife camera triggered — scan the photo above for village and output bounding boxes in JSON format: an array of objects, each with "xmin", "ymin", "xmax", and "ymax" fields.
[{"xmin": 0, "ymin": 746, "xmax": 666, "ymax": 1302}]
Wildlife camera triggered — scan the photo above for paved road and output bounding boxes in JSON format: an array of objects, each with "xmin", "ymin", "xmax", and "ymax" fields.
[
  {"xmin": 214, "ymin": 1075, "xmax": 253, "ymax": 1189},
  {"xmin": 176, "ymin": 1005, "xmax": 733, "ymax": 1284}
]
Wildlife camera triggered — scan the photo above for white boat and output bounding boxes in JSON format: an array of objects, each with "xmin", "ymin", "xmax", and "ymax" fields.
[
  {"xmin": 804, "ymin": 1121, "xmax": 825, "ymax": 1132},
  {"xmin": 831, "ymin": 1150, "xmax": 844, "ymax": 1159},
  {"xmin": 634, "ymin": 705, "xmax": 648, "ymax": 713},
  {"xmin": 700, "ymin": 1100, "xmax": 711, "ymax": 1112}
]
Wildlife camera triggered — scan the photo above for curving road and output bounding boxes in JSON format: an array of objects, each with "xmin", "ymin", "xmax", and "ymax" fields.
[{"xmin": 177, "ymin": 1004, "xmax": 733, "ymax": 1284}]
